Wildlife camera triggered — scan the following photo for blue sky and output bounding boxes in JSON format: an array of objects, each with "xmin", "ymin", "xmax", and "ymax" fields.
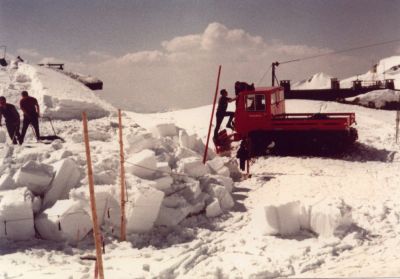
[{"xmin": 1, "ymin": 0, "xmax": 400, "ymax": 111}]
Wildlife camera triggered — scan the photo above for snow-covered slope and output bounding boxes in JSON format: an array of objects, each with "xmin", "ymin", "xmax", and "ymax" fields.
[
  {"xmin": 346, "ymin": 89, "xmax": 400, "ymax": 109},
  {"xmin": 292, "ymin": 72, "xmax": 333, "ymax": 90},
  {"xmin": 0, "ymin": 62, "xmax": 112, "ymax": 119}
]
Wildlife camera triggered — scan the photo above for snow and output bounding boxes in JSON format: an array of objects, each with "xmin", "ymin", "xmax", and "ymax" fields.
[
  {"xmin": 346, "ymin": 89, "xmax": 400, "ymax": 108},
  {"xmin": 292, "ymin": 72, "xmax": 333, "ymax": 89},
  {"xmin": 2, "ymin": 57, "xmax": 400, "ymax": 278},
  {"xmin": 13, "ymin": 161, "xmax": 54, "ymax": 195},
  {"xmin": 126, "ymin": 149, "xmax": 158, "ymax": 179}
]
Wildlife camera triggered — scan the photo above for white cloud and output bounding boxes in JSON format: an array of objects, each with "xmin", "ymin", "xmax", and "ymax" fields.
[{"xmin": 65, "ymin": 22, "xmax": 371, "ymax": 112}]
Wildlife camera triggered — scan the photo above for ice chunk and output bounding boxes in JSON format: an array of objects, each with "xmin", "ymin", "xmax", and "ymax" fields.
[
  {"xmin": 42, "ymin": 158, "xmax": 81, "ymax": 209},
  {"xmin": 178, "ymin": 130, "xmax": 197, "ymax": 150},
  {"xmin": 14, "ymin": 161, "xmax": 54, "ymax": 195},
  {"xmin": 155, "ymin": 206, "xmax": 191, "ymax": 227},
  {"xmin": 153, "ymin": 176, "xmax": 173, "ymax": 191},
  {"xmin": 206, "ymin": 157, "xmax": 225, "ymax": 173},
  {"xmin": 0, "ymin": 188, "xmax": 35, "ymax": 240},
  {"xmin": 126, "ymin": 149, "xmax": 157, "ymax": 179},
  {"xmin": 126, "ymin": 131, "xmax": 157, "ymax": 154},
  {"xmin": 175, "ymin": 147, "xmax": 199, "ymax": 160},
  {"xmin": 206, "ymin": 184, "xmax": 234, "ymax": 210},
  {"xmin": 309, "ymin": 199, "xmax": 353, "ymax": 238},
  {"xmin": 70, "ymin": 185, "xmax": 119, "ymax": 226},
  {"xmin": 0, "ymin": 130, "xmax": 6, "ymax": 143},
  {"xmin": 156, "ymin": 162, "xmax": 171, "ymax": 174},
  {"xmin": 126, "ymin": 185, "xmax": 164, "ymax": 233},
  {"xmin": 35, "ymin": 200, "xmax": 92, "ymax": 243},
  {"xmin": 254, "ymin": 201, "xmax": 301, "ymax": 236},
  {"xmin": 177, "ymin": 157, "xmax": 208, "ymax": 178},
  {"xmin": 151, "ymin": 123, "xmax": 178, "ymax": 137},
  {"xmin": 206, "ymin": 199, "xmax": 223, "ymax": 217},
  {"xmin": 180, "ymin": 179, "xmax": 202, "ymax": 202},
  {"xmin": 217, "ymin": 166, "xmax": 230, "ymax": 177},
  {"xmin": 200, "ymin": 174, "xmax": 234, "ymax": 193},
  {"xmin": 0, "ymin": 173, "xmax": 16, "ymax": 191}
]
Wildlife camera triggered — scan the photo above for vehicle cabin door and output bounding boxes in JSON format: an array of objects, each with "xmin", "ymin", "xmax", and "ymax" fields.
[{"xmin": 243, "ymin": 92, "xmax": 269, "ymax": 131}]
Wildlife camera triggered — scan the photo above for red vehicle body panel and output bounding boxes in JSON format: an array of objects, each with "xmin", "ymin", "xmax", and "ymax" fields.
[{"xmin": 234, "ymin": 87, "xmax": 356, "ymax": 139}]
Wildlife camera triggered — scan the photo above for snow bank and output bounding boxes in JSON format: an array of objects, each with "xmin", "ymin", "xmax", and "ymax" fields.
[
  {"xmin": 346, "ymin": 89, "xmax": 400, "ymax": 109},
  {"xmin": 0, "ymin": 188, "xmax": 35, "ymax": 240},
  {"xmin": 17, "ymin": 64, "xmax": 112, "ymax": 120},
  {"xmin": 254, "ymin": 199, "xmax": 353, "ymax": 238}
]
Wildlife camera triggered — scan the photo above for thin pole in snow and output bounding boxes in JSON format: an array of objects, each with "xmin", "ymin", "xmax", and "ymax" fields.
[
  {"xmin": 118, "ymin": 109, "xmax": 127, "ymax": 241},
  {"xmin": 82, "ymin": 112, "xmax": 105, "ymax": 279},
  {"xmin": 203, "ymin": 65, "xmax": 222, "ymax": 164},
  {"xmin": 396, "ymin": 100, "xmax": 400, "ymax": 144}
]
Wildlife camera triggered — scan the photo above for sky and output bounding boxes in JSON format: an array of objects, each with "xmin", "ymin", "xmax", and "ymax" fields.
[{"xmin": 1, "ymin": 0, "xmax": 400, "ymax": 112}]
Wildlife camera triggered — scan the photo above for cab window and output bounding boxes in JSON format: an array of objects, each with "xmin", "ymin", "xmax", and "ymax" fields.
[{"xmin": 246, "ymin": 94, "xmax": 266, "ymax": 111}]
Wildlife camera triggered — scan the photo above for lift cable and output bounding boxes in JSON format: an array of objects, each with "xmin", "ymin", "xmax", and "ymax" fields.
[{"xmin": 279, "ymin": 38, "xmax": 400, "ymax": 65}]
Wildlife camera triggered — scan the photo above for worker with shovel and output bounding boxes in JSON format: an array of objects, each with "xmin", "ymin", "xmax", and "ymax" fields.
[
  {"xmin": 19, "ymin": 91, "xmax": 40, "ymax": 143},
  {"xmin": 0, "ymin": 96, "xmax": 22, "ymax": 144}
]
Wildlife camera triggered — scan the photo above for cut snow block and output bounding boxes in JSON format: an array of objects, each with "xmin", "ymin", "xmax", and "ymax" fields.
[
  {"xmin": 177, "ymin": 157, "xmax": 208, "ymax": 178},
  {"xmin": 156, "ymin": 161, "xmax": 171, "ymax": 175},
  {"xmin": 178, "ymin": 130, "xmax": 197, "ymax": 150},
  {"xmin": 153, "ymin": 176, "xmax": 173, "ymax": 192},
  {"xmin": 126, "ymin": 131, "xmax": 157, "ymax": 154},
  {"xmin": 206, "ymin": 199, "xmax": 223, "ymax": 217},
  {"xmin": 69, "ymin": 185, "xmax": 118, "ymax": 226},
  {"xmin": 0, "ymin": 188, "xmax": 35, "ymax": 240},
  {"xmin": 254, "ymin": 201, "xmax": 301, "ymax": 236},
  {"xmin": 206, "ymin": 157, "xmax": 225, "ymax": 173},
  {"xmin": 309, "ymin": 199, "xmax": 353, "ymax": 238},
  {"xmin": 151, "ymin": 123, "xmax": 178, "ymax": 138},
  {"xmin": 35, "ymin": 200, "xmax": 92, "ymax": 243},
  {"xmin": 155, "ymin": 206, "xmax": 191, "ymax": 227},
  {"xmin": 126, "ymin": 186, "xmax": 164, "ymax": 233},
  {"xmin": 180, "ymin": 179, "xmax": 201, "ymax": 202},
  {"xmin": 42, "ymin": 158, "xmax": 80, "ymax": 209},
  {"xmin": 14, "ymin": 161, "xmax": 54, "ymax": 195},
  {"xmin": 0, "ymin": 173, "xmax": 16, "ymax": 191},
  {"xmin": 175, "ymin": 147, "xmax": 200, "ymax": 160},
  {"xmin": 126, "ymin": 149, "xmax": 157, "ymax": 179},
  {"xmin": 206, "ymin": 184, "xmax": 234, "ymax": 211},
  {"xmin": 200, "ymin": 174, "xmax": 234, "ymax": 193},
  {"xmin": 0, "ymin": 130, "xmax": 6, "ymax": 143},
  {"xmin": 217, "ymin": 166, "xmax": 230, "ymax": 177}
]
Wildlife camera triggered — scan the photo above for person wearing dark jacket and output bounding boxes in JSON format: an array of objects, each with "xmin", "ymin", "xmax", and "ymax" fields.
[
  {"xmin": 19, "ymin": 91, "xmax": 40, "ymax": 143},
  {"xmin": 213, "ymin": 89, "xmax": 236, "ymax": 140},
  {"xmin": 0, "ymin": 96, "xmax": 22, "ymax": 144}
]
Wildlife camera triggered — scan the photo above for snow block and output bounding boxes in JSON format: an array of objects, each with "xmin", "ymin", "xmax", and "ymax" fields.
[
  {"xmin": 153, "ymin": 176, "xmax": 174, "ymax": 192},
  {"xmin": 206, "ymin": 157, "xmax": 225, "ymax": 173},
  {"xmin": 156, "ymin": 162, "xmax": 171, "ymax": 174},
  {"xmin": 151, "ymin": 123, "xmax": 178, "ymax": 138},
  {"xmin": 309, "ymin": 199, "xmax": 353, "ymax": 238},
  {"xmin": 126, "ymin": 131, "xmax": 157, "ymax": 154},
  {"xmin": 254, "ymin": 201, "xmax": 301, "ymax": 236},
  {"xmin": 0, "ymin": 188, "xmax": 35, "ymax": 240},
  {"xmin": 206, "ymin": 184, "xmax": 234, "ymax": 211},
  {"xmin": 206, "ymin": 199, "xmax": 223, "ymax": 217},
  {"xmin": 178, "ymin": 130, "xmax": 197, "ymax": 150},
  {"xmin": 177, "ymin": 157, "xmax": 208, "ymax": 178},
  {"xmin": 155, "ymin": 206, "xmax": 191, "ymax": 227},
  {"xmin": 0, "ymin": 130, "xmax": 6, "ymax": 143},
  {"xmin": 14, "ymin": 161, "xmax": 54, "ymax": 195},
  {"xmin": 42, "ymin": 158, "xmax": 81, "ymax": 209},
  {"xmin": 180, "ymin": 179, "xmax": 202, "ymax": 202},
  {"xmin": 175, "ymin": 147, "xmax": 199, "ymax": 160},
  {"xmin": 70, "ymin": 185, "xmax": 119, "ymax": 226},
  {"xmin": 200, "ymin": 174, "xmax": 234, "ymax": 193},
  {"xmin": 35, "ymin": 199, "xmax": 92, "ymax": 243},
  {"xmin": 126, "ymin": 185, "xmax": 164, "ymax": 233},
  {"xmin": 126, "ymin": 149, "xmax": 157, "ymax": 179},
  {"xmin": 0, "ymin": 173, "xmax": 16, "ymax": 191}
]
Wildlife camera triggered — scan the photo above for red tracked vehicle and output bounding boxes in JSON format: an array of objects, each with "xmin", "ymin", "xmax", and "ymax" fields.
[{"xmin": 214, "ymin": 86, "xmax": 358, "ymax": 157}]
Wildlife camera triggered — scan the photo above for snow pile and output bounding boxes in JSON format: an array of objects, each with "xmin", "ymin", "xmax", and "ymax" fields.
[
  {"xmin": 346, "ymin": 89, "xmax": 400, "ymax": 109},
  {"xmin": 254, "ymin": 198, "xmax": 353, "ymax": 238},
  {"xmin": 6, "ymin": 63, "xmax": 113, "ymax": 120},
  {"xmin": 292, "ymin": 72, "xmax": 333, "ymax": 90}
]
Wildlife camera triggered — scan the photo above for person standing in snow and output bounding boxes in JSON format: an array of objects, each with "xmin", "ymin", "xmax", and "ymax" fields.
[
  {"xmin": 213, "ymin": 89, "xmax": 236, "ymax": 140},
  {"xmin": 20, "ymin": 91, "xmax": 40, "ymax": 143},
  {"xmin": 0, "ymin": 96, "xmax": 22, "ymax": 144}
]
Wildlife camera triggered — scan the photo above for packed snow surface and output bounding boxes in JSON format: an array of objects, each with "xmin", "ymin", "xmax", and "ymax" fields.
[{"xmin": 1, "ymin": 59, "xmax": 400, "ymax": 278}]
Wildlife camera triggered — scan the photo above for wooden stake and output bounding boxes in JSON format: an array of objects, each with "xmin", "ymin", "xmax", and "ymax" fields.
[
  {"xmin": 82, "ymin": 112, "xmax": 105, "ymax": 279},
  {"xmin": 203, "ymin": 65, "xmax": 222, "ymax": 164},
  {"xmin": 118, "ymin": 109, "xmax": 126, "ymax": 241}
]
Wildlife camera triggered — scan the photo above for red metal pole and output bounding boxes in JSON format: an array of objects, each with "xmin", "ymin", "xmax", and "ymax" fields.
[{"xmin": 203, "ymin": 65, "xmax": 222, "ymax": 164}]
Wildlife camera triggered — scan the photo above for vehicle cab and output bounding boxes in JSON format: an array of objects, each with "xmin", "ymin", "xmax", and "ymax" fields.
[{"xmin": 234, "ymin": 87, "xmax": 285, "ymax": 137}]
